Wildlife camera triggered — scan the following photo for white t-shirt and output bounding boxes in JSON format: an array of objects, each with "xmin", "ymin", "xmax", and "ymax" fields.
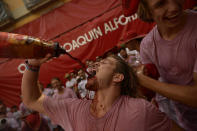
[{"xmin": 66, "ymin": 78, "xmax": 77, "ymax": 88}]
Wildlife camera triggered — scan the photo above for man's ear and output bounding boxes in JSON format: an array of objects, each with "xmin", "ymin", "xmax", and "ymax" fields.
[{"xmin": 113, "ymin": 73, "xmax": 124, "ymax": 83}]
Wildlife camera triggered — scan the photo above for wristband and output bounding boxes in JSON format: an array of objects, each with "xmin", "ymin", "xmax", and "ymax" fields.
[{"xmin": 25, "ymin": 60, "xmax": 40, "ymax": 72}]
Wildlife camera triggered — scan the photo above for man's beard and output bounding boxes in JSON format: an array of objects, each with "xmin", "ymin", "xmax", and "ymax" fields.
[
  {"xmin": 86, "ymin": 75, "xmax": 112, "ymax": 91},
  {"xmin": 85, "ymin": 76, "xmax": 99, "ymax": 91}
]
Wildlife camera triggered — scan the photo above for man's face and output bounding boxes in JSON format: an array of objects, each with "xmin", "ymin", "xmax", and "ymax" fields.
[
  {"xmin": 51, "ymin": 79, "xmax": 61, "ymax": 89},
  {"xmin": 147, "ymin": 0, "xmax": 184, "ymax": 29},
  {"xmin": 86, "ymin": 57, "xmax": 117, "ymax": 91},
  {"xmin": 95, "ymin": 57, "xmax": 117, "ymax": 87}
]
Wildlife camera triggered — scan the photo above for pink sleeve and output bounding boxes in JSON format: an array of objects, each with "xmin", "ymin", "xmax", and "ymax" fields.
[
  {"xmin": 143, "ymin": 100, "xmax": 172, "ymax": 131},
  {"xmin": 140, "ymin": 39, "xmax": 153, "ymax": 64}
]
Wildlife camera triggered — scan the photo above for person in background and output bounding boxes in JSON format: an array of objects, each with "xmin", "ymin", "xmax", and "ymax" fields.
[
  {"xmin": 42, "ymin": 83, "xmax": 54, "ymax": 97},
  {"xmin": 125, "ymin": 37, "xmax": 142, "ymax": 65},
  {"xmin": 7, "ymin": 106, "xmax": 21, "ymax": 119},
  {"xmin": 70, "ymin": 72, "xmax": 77, "ymax": 87},
  {"xmin": 65, "ymin": 72, "xmax": 77, "ymax": 90},
  {"xmin": 85, "ymin": 60, "xmax": 90, "ymax": 67},
  {"xmin": 77, "ymin": 69, "xmax": 88, "ymax": 99},
  {"xmin": 137, "ymin": 0, "xmax": 197, "ymax": 130},
  {"xmin": 7, "ymin": 105, "xmax": 22, "ymax": 130},
  {"xmin": 51, "ymin": 77, "xmax": 77, "ymax": 100},
  {"xmin": 86, "ymin": 60, "xmax": 94, "ymax": 75},
  {"xmin": 118, "ymin": 47, "xmax": 127, "ymax": 60},
  {"xmin": 125, "ymin": 37, "xmax": 142, "ymax": 53},
  {"xmin": 0, "ymin": 101, "xmax": 18, "ymax": 131},
  {"xmin": 193, "ymin": 5, "xmax": 197, "ymax": 11},
  {"xmin": 85, "ymin": 60, "xmax": 98, "ymax": 99},
  {"xmin": 118, "ymin": 47, "xmax": 140, "ymax": 67}
]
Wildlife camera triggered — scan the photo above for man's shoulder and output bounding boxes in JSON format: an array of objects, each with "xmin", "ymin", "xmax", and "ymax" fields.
[
  {"xmin": 44, "ymin": 95, "xmax": 90, "ymax": 113},
  {"xmin": 122, "ymin": 97, "xmax": 160, "ymax": 116},
  {"xmin": 119, "ymin": 97, "xmax": 154, "ymax": 119},
  {"xmin": 122, "ymin": 96, "xmax": 148, "ymax": 108}
]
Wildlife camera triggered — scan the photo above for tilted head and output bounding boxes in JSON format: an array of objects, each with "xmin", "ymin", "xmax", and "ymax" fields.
[
  {"xmin": 137, "ymin": 0, "xmax": 185, "ymax": 29},
  {"xmin": 94, "ymin": 55, "xmax": 138, "ymax": 97}
]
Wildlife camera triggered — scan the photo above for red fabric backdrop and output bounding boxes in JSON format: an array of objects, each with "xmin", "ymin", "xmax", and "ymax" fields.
[{"xmin": 0, "ymin": 0, "xmax": 196, "ymax": 107}]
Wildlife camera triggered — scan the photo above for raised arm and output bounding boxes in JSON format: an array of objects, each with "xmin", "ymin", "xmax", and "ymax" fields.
[
  {"xmin": 137, "ymin": 66, "xmax": 197, "ymax": 108},
  {"xmin": 21, "ymin": 54, "xmax": 52, "ymax": 114}
]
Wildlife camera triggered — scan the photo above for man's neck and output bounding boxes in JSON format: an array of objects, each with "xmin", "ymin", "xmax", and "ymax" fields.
[
  {"xmin": 90, "ymin": 86, "xmax": 120, "ymax": 118},
  {"xmin": 158, "ymin": 12, "xmax": 187, "ymax": 41}
]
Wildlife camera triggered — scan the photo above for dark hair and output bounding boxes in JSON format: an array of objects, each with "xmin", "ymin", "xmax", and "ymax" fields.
[
  {"xmin": 119, "ymin": 47, "xmax": 126, "ymax": 52},
  {"xmin": 110, "ymin": 55, "xmax": 138, "ymax": 97},
  {"xmin": 46, "ymin": 83, "xmax": 51, "ymax": 88},
  {"xmin": 137, "ymin": 0, "xmax": 154, "ymax": 23}
]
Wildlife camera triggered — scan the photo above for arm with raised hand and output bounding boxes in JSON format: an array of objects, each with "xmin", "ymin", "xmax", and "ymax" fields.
[
  {"xmin": 21, "ymin": 54, "xmax": 52, "ymax": 114},
  {"xmin": 137, "ymin": 65, "xmax": 197, "ymax": 108}
]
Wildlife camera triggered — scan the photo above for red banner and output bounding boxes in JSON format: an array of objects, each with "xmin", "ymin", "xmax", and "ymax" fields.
[{"xmin": 38, "ymin": 5, "xmax": 155, "ymax": 87}]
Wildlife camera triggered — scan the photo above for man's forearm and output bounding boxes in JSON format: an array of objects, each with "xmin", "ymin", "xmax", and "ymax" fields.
[
  {"xmin": 138, "ymin": 74, "xmax": 197, "ymax": 107},
  {"xmin": 21, "ymin": 69, "xmax": 41, "ymax": 108}
]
